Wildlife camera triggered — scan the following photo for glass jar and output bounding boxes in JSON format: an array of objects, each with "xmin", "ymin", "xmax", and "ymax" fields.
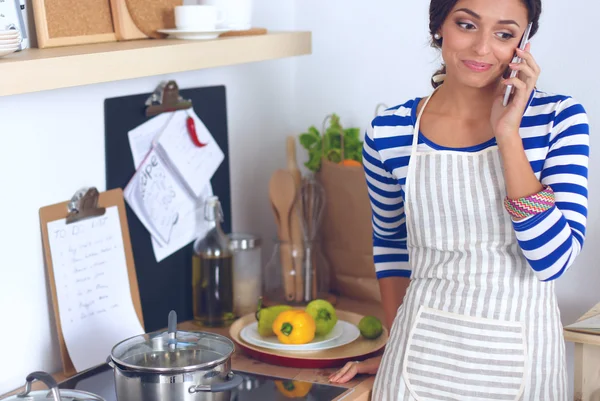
[
  {"xmin": 263, "ymin": 240, "xmax": 330, "ymax": 305},
  {"xmin": 192, "ymin": 196, "xmax": 235, "ymax": 327},
  {"xmin": 228, "ymin": 233, "xmax": 262, "ymax": 317}
]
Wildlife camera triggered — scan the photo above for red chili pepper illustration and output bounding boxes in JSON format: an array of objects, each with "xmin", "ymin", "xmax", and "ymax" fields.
[{"xmin": 187, "ymin": 116, "xmax": 207, "ymax": 147}]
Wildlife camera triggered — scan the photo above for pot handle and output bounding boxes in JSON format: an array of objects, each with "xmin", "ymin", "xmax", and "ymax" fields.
[
  {"xmin": 106, "ymin": 355, "xmax": 115, "ymax": 368},
  {"xmin": 17, "ymin": 371, "xmax": 61, "ymax": 401},
  {"xmin": 188, "ymin": 372, "xmax": 244, "ymax": 394}
]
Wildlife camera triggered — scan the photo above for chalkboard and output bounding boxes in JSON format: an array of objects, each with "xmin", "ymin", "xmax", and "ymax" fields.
[{"xmin": 104, "ymin": 85, "xmax": 231, "ymax": 332}]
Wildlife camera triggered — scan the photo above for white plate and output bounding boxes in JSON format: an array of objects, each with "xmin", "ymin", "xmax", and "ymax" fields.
[
  {"xmin": 0, "ymin": 33, "xmax": 20, "ymax": 41},
  {"xmin": 242, "ymin": 321, "xmax": 343, "ymax": 351},
  {"xmin": 0, "ymin": 48, "xmax": 17, "ymax": 57},
  {"xmin": 0, "ymin": 42, "xmax": 19, "ymax": 49},
  {"xmin": 0, "ymin": 38, "xmax": 21, "ymax": 46},
  {"xmin": 156, "ymin": 28, "xmax": 230, "ymax": 40},
  {"xmin": 240, "ymin": 320, "xmax": 360, "ymax": 352},
  {"xmin": 0, "ymin": 44, "xmax": 19, "ymax": 51}
]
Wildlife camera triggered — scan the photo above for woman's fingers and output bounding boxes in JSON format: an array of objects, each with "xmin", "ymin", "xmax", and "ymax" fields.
[
  {"xmin": 329, "ymin": 361, "xmax": 358, "ymax": 383},
  {"xmin": 336, "ymin": 366, "xmax": 359, "ymax": 383},
  {"xmin": 502, "ymin": 76, "xmax": 529, "ymax": 107},
  {"xmin": 509, "ymin": 62, "xmax": 536, "ymax": 88},
  {"xmin": 517, "ymin": 45, "xmax": 541, "ymax": 76}
]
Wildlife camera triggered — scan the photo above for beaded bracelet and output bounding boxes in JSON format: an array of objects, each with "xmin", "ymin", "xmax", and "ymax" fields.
[{"xmin": 503, "ymin": 185, "xmax": 555, "ymax": 220}]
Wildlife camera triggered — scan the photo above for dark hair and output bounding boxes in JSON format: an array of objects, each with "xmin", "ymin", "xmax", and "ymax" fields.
[{"xmin": 429, "ymin": 0, "xmax": 542, "ymax": 88}]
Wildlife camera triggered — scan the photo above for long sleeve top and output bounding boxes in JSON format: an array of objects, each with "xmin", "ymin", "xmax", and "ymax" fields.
[{"xmin": 363, "ymin": 90, "xmax": 590, "ymax": 282}]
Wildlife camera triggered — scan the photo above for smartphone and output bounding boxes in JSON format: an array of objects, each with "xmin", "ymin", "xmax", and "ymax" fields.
[{"xmin": 503, "ymin": 22, "xmax": 534, "ymax": 106}]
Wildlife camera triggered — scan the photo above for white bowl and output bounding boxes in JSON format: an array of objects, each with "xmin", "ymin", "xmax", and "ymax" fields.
[{"xmin": 0, "ymin": 48, "xmax": 17, "ymax": 57}]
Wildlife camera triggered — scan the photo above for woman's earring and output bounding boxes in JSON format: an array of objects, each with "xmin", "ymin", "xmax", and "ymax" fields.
[{"xmin": 434, "ymin": 33, "xmax": 442, "ymax": 40}]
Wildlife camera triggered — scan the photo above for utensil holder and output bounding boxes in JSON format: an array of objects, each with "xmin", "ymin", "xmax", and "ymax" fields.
[{"xmin": 263, "ymin": 240, "xmax": 331, "ymax": 306}]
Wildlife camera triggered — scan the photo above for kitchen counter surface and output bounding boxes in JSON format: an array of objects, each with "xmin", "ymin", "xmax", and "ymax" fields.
[
  {"xmin": 2, "ymin": 296, "xmax": 384, "ymax": 401},
  {"xmin": 563, "ymin": 300, "xmax": 600, "ymax": 401},
  {"xmin": 182, "ymin": 296, "xmax": 384, "ymax": 401}
]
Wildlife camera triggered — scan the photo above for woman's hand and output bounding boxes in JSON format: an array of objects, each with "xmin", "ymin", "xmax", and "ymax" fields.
[
  {"xmin": 328, "ymin": 356, "xmax": 382, "ymax": 384},
  {"xmin": 490, "ymin": 42, "xmax": 541, "ymax": 140}
]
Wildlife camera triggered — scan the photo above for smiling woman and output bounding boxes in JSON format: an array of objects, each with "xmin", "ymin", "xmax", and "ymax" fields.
[
  {"xmin": 328, "ymin": 0, "xmax": 590, "ymax": 400},
  {"xmin": 430, "ymin": 0, "xmax": 541, "ymax": 89}
]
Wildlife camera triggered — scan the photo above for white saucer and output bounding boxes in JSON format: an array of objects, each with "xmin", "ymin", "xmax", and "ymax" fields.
[
  {"xmin": 240, "ymin": 320, "xmax": 360, "ymax": 352},
  {"xmin": 157, "ymin": 28, "xmax": 230, "ymax": 40}
]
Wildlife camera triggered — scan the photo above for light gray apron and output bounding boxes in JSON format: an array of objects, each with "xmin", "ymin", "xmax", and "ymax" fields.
[{"xmin": 372, "ymin": 90, "xmax": 567, "ymax": 401}]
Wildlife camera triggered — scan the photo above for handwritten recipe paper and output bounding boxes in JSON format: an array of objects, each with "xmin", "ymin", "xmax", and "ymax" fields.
[
  {"xmin": 47, "ymin": 206, "xmax": 144, "ymax": 372},
  {"xmin": 154, "ymin": 110, "xmax": 224, "ymax": 198},
  {"xmin": 126, "ymin": 109, "xmax": 220, "ymax": 262}
]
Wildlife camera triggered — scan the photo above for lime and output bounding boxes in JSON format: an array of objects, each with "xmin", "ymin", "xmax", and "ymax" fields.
[{"xmin": 358, "ymin": 316, "xmax": 383, "ymax": 339}]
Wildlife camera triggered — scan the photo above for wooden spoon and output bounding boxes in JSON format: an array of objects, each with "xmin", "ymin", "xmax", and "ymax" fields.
[{"xmin": 269, "ymin": 169, "xmax": 297, "ymax": 302}]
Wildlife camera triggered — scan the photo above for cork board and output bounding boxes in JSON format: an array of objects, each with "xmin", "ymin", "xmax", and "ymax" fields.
[
  {"xmin": 32, "ymin": 0, "xmax": 117, "ymax": 48},
  {"xmin": 125, "ymin": 0, "xmax": 181, "ymax": 39}
]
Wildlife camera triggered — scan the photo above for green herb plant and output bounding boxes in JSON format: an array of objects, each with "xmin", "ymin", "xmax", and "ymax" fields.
[{"xmin": 298, "ymin": 114, "xmax": 363, "ymax": 172}]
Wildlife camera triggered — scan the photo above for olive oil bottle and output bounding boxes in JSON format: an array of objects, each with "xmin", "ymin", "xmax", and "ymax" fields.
[{"xmin": 192, "ymin": 196, "xmax": 235, "ymax": 327}]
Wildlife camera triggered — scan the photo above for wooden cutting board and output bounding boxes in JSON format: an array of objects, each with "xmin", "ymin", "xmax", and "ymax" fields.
[
  {"xmin": 125, "ymin": 0, "xmax": 182, "ymax": 39},
  {"xmin": 110, "ymin": 0, "xmax": 148, "ymax": 40}
]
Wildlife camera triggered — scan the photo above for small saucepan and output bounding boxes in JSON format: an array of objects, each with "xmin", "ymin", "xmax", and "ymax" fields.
[
  {"xmin": 107, "ymin": 310, "xmax": 243, "ymax": 401},
  {"xmin": 1, "ymin": 371, "xmax": 105, "ymax": 401}
]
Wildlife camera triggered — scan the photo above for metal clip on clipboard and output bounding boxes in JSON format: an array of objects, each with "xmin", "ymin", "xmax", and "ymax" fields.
[
  {"xmin": 65, "ymin": 187, "xmax": 106, "ymax": 224},
  {"xmin": 145, "ymin": 80, "xmax": 207, "ymax": 148},
  {"xmin": 145, "ymin": 80, "xmax": 193, "ymax": 117}
]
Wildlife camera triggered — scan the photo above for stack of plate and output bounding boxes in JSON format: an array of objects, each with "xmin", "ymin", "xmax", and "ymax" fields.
[
  {"xmin": 240, "ymin": 320, "xmax": 361, "ymax": 352},
  {"xmin": 0, "ymin": 29, "xmax": 22, "ymax": 57}
]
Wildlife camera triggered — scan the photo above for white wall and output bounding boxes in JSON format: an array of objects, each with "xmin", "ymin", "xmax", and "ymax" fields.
[
  {"xmin": 0, "ymin": 1, "xmax": 296, "ymax": 393},
  {"xmin": 1, "ymin": 0, "xmax": 597, "ymax": 396},
  {"xmin": 293, "ymin": 0, "xmax": 598, "ymax": 398}
]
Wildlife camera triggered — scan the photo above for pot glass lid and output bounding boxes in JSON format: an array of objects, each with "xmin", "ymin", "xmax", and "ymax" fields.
[{"xmin": 110, "ymin": 311, "xmax": 234, "ymax": 373}]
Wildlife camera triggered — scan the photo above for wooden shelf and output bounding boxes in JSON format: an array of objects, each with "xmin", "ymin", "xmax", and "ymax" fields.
[{"xmin": 0, "ymin": 31, "xmax": 311, "ymax": 97}]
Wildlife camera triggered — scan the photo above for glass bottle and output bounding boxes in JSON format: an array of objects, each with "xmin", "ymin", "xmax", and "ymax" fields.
[{"xmin": 192, "ymin": 196, "xmax": 235, "ymax": 327}]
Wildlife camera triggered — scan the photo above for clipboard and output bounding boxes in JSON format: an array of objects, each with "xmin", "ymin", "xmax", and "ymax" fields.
[
  {"xmin": 104, "ymin": 84, "xmax": 231, "ymax": 331},
  {"xmin": 39, "ymin": 187, "xmax": 144, "ymax": 376}
]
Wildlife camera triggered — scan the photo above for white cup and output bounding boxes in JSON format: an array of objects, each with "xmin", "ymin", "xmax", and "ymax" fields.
[
  {"xmin": 174, "ymin": 5, "xmax": 226, "ymax": 31},
  {"xmin": 198, "ymin": 0, "xmax": 252, "ymax": 31}
]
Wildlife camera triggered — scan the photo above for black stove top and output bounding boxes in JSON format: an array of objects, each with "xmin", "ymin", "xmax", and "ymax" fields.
[{"xmin": 57, "ymin": 364, "xmax": 351, "ymax": 401}]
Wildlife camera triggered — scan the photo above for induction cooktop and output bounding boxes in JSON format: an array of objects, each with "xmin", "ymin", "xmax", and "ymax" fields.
[{"xmin": 57, "ymin": 363, "xmax": 352, "ymax": 401}]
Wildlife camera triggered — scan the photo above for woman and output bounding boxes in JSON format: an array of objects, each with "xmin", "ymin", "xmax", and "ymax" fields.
[{"xmin": 329, "ymin": 0, "xmax": 589, "ymax": 400}]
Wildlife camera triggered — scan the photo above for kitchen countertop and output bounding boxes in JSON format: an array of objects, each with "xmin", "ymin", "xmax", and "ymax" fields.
[
  {"xmin": 2, "ymin": 296, "xmax": 384, "ymax": 401},
  {"xmin": 182, "ymin": 296, "xmax": 384, "ymax": 401},
  {"xmin": 564, "ymin": 300, "xmax": 600, "ymax": 345},
  {"xmin": 562, "ymin": 301, "xmax": 600, "ymax": 401}
]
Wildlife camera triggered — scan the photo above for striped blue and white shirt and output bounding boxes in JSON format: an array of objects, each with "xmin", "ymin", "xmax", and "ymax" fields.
[{"xmin": 363, "ymin": 90, "xmax": 590, "ymax": 282}]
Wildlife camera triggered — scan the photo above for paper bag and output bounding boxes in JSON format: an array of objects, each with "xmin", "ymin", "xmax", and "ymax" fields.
[{"xmin": 316, "ymin": 159, "xmax": 380, "ymax": 302}]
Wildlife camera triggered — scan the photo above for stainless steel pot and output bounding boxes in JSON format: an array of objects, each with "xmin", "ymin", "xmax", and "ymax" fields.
[
  {"xmin": 107, "ymin": 310, "xmax": 243, "ymax": 401},
  {"xmin": 1, "ymin": 371, "xmax": 106, "ymax": 401}
]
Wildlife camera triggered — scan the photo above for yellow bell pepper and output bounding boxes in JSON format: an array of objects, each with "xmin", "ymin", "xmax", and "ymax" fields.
[
  {"xmin": 274, "ymin": 380, "xmax": 313, "ymax": 398},
  {"xmin": 272, "ymin": 310, "xmax": 316, "ymax": 344}
]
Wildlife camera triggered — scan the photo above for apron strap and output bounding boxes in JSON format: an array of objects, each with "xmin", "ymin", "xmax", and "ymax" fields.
[{"xmin": 411, "ymin": 86, "xmax": 441, "ymax": 151}]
